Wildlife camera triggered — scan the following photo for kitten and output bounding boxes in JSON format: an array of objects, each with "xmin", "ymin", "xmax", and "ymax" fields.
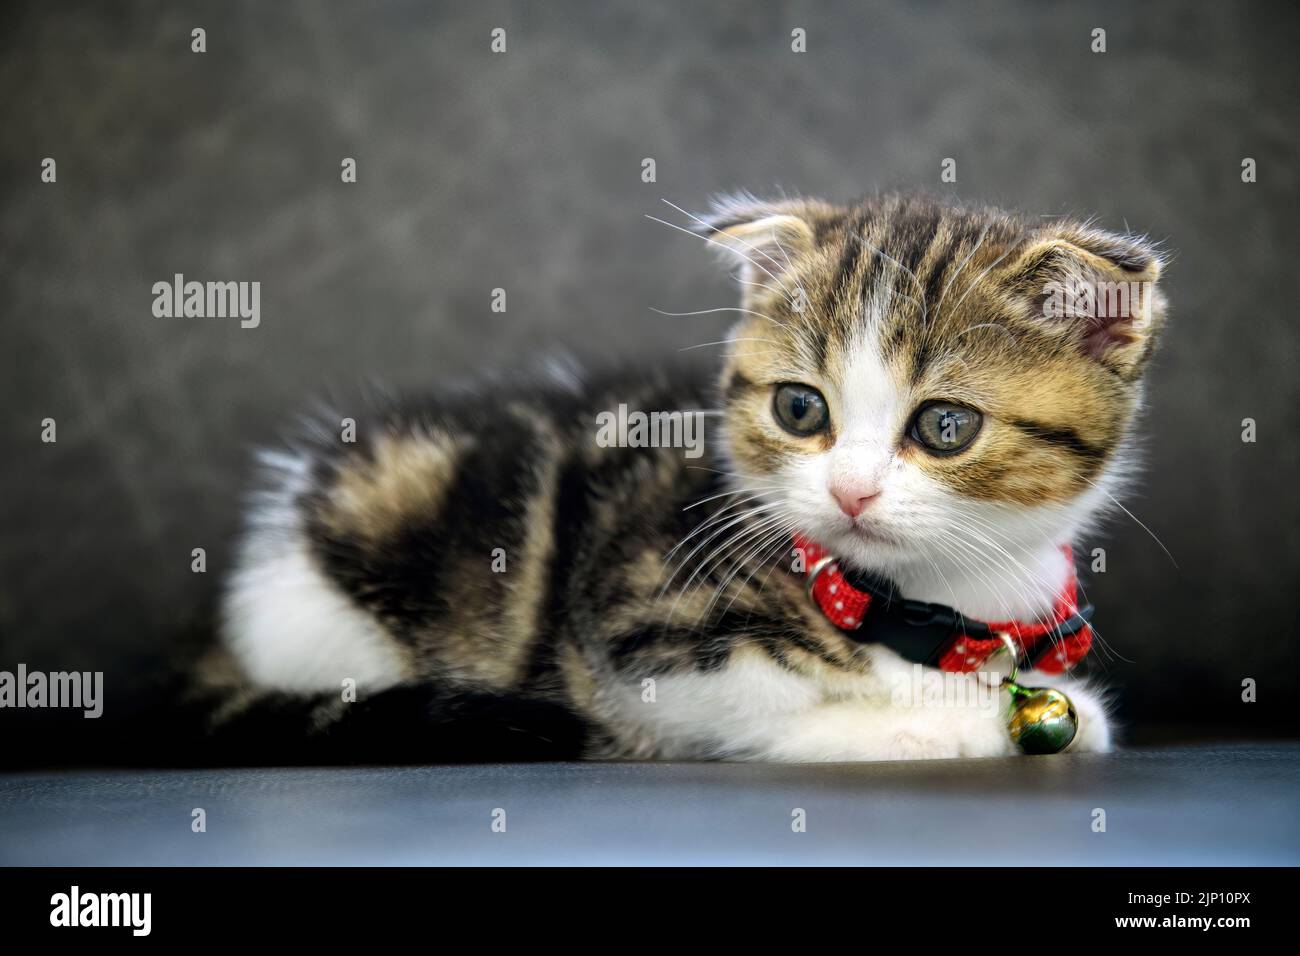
[{"xmin": 200, "ymin": 194, "xmax": 1167, "ymax": 762}]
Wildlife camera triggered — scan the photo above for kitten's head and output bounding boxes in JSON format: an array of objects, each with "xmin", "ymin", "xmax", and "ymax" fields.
[{"xmin": 704, "ymin": 194, "xmax": 1167, "ymax": 578}]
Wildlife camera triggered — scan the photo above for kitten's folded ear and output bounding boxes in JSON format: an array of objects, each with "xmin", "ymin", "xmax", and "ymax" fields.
[
  {"xmin": 1001, "ymin": 224, "xmax": 1168, "ymax": 373},
  {"xmin": 693, "ymin": 194, "xmax": 842, "ymax": 290}
]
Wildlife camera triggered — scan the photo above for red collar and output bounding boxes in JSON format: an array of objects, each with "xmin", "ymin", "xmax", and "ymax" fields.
[{"xmin": 792, "ymin": 533, "xmax": 1093, "ymax": 675}]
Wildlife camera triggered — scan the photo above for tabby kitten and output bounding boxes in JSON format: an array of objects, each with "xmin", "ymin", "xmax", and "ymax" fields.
[{"xmin": 205, "ymin": 194, "xmax": 1167, "ymax": 762}]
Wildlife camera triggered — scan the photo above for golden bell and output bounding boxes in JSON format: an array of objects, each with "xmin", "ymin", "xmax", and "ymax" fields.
[{"xmin": 1006, "ymin": 685, "xmax": 1078, "ymax": 755}]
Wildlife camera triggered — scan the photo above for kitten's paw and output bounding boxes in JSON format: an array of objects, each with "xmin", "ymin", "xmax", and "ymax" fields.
[
  {"xmin": 886, "ymin": 731, "xmax": 960, "ymax": 761},
  {"xmin": 885, "ymin": 704, "xmax": 1017, "ymax": 761},
  {"xmin": 955, "ymin": 712, "xmax": 1020, "ymax": 759},
  {"xmin": 1065, "ymin": 680, "xmax": 1113, "ymax": 753}
]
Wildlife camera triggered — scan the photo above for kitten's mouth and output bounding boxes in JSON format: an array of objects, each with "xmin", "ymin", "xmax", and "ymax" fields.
[{"xmin": 846, "ymin": 518, "xmax": 902, "ymax": 547}]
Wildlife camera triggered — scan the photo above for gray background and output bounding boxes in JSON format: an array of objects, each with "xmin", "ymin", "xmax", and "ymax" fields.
[{"xmin": 1, "ymin": 0, "xmax": 1297, "ymax": 747}]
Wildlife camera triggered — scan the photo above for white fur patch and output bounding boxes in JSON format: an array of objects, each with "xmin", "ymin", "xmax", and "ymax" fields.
[
  {"xmin": 601, "ymin": 651, "xmax": 823, "ymax": 758},
  {"xmin": 219, "ymin": 451, "xmax": 411, "ymax": 696},
  {"xmin": 598, "ymin": 646, "xmax": 1096, "ymax": 763}
]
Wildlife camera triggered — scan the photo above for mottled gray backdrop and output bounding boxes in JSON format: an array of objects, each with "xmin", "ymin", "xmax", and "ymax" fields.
[{"xmin": 2, "ymin": 0, "xmax": 1298, "ymax": 748}]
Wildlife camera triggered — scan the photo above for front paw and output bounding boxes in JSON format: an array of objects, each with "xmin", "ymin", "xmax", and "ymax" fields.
[
  {"xmin": 886, "ymin": 705, "xmax": 1018, "ymax": 761},
  {"xmin": 886, "ymin": 731, "xmax": 961, "ymax": 760},
  {"xmin": 1065, "ymin": 680, "xmax": 1114, "ymax": 753}
]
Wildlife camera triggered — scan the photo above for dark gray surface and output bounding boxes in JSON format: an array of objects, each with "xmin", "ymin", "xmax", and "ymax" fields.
[
  {"xmin": 1, "ymin": 1, "xmax": 1298, "ymax": 742},
  {"xmin": 2, "ymin": 745, "xmax": 1297, "ymax": 865}
]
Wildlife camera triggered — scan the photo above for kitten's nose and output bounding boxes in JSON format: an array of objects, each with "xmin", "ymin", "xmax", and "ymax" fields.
[{"xmin": 830, "ymin": 483, "xmax": 880, "ymax": 518}]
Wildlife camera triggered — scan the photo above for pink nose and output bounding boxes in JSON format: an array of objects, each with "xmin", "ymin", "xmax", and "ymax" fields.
[{"xmin": 831, "ymin": 484, "xmax": 880, "ymax": 518}]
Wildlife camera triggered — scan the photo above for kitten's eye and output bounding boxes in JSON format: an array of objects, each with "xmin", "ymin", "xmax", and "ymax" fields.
[
  {"xmin": 910, "ymin": 402, "xmax": 983, "ymax": 455},
  {"xmin": 772, "ymin": 384, "xmax": 830, "ymax": 436}
]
